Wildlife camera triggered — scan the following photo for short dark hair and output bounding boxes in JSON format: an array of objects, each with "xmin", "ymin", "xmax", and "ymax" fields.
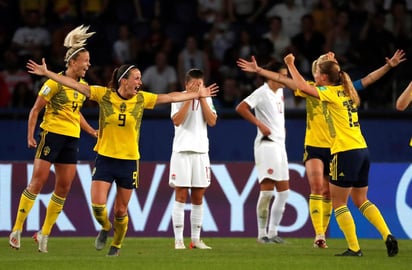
[{"xmin": 185, "ymin": 68, "xmax": 204, "ymax": 82}]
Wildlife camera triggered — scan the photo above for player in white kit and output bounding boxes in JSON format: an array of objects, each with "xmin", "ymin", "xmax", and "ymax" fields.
[
  {"xmin": 236, "ymin": 62, "xmax": 290, "ymax": 244},
  {"xmin": 169, "ymin": 68, "xmax": 217, "ymax": 249}
]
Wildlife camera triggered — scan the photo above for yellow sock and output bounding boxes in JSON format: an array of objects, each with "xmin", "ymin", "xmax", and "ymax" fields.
[
  {"xmin": 309, "ymin": 194, "xmax": 324, "ymax": 235},
  {"xmin": 92, "ymin": 204, "xmax": 112, "ymax": 231},
  {"xmin": 335, "ymin": 205, "xmax": 360, "ymax": 252},
  {"xmin": 322, "ymin": 198, "xmax": 332, "ymax": 233},
  {"xmin": 41, "ymin": 193, "xmax": 65, "ymax": 235},
  {"xmin": 359, "ymin": 200, "xmax": 391, "ymax": 240},
  {"xmin": 12, "ymin": 189, "xmax": 37, "ymax": 232},
  {"xmin": 111, "ymin": 215, "xmax": 129, "ymax": 248}
]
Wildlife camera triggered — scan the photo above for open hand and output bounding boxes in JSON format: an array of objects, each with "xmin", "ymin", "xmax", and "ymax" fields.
[
  {"xmin": 26, "ymin": 58, "xmax": 48, "ymax": 76},
  {"xmin": 199, "ymin": 83, "xmax": 219, "ymax": 98},
  {"xmin": 386, "ymin": 49, "xmax": 406, "ymax": 68},
  {"xmin": 237, "ymin": 56, "xmax": 260, "ymax": 73}
]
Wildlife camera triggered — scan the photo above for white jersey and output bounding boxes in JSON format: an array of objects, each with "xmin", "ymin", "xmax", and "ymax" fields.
[
  {"xmin": 171, "ymin": 96, "xmax": 215, "ymax": 153},
  {"xmin": 243, "ymin": 83, "xmax": 286, "ymax": 147}
]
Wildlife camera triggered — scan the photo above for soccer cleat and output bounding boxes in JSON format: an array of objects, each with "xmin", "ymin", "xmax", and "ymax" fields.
[
  {"xmin": 33, "ymin": 231, "xmax": 48, "ymax": 253},
  {"xmin": 95, "ymin": 229, "xmax": 110, "ymax": 250},
  {"xmin": 106, "ymin": 246, "xmax": 120, "ymax": 257},
  {"xmin": 385, "ymin": 234, "xmax": 399, "ymax": 257},
  {"xmin": 9, "ymin": 230, "xmax": 21, "ymax": 249},
  {"xmin": 335, "ymin": 249, "xmax": 363, "ymax": 257},
  {"xmin": 313, "ymin": 239, "xmax": 328, "ymax": 248},
  {"xmin": 256, "ymin": 236, "xmax": 270, "ymax": 244},
  {"xmin": 269, "ymin": 236, "xmax": 285, "ymax": 244},
  {"xmin": 189, "ymin": 240, "xmax": 211, "ymax": 249},
  {"xmin": 174, "ymin": 240, "xmax": 186, "ymax": 249}
]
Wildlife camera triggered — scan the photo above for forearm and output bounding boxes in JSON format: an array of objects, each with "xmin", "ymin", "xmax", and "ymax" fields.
[
  {"xmin": 157, "ymin": 91, "xmax": 199, "ymax": 104},
  {"xmin": 256, "ymin": 68, "xmax": 297, "ymax": 90},
  {"xmin": 286, "ymin": 63, "xmax": 319, "ymax": 97},
  {"xmin": 236, "ymin": 102, "xmax": 259, "ymax": 127},
  {"xmin": 27, "ymin": 109, "xmax": 39, "ymax": 140},
  {"xmin": 200, "ymin": 98, "xmax": 217, "ymax": 127},
  {"xmin": 396, "ymin": 81, "xmax": 412, "ymax": 111},
  {"xmin": 44, "ymin": 70, "xmax": 91, "ymax": 97},
  {"xmin": 361, "ymin": 63, "xmax": 392, "ymax": 88},
  {"xmin": 172, "ymin": 101, "xmax": 191, "ymax": 126}
]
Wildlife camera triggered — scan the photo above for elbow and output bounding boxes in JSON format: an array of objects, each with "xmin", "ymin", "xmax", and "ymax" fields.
[{"xmin": 395, "ymin": 103, "xmax": 406, "ymax": 111}]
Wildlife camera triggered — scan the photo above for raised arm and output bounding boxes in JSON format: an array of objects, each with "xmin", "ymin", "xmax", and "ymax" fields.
[
  {"xmin": 283, "ymin": 54, "xmax": 319, "ymax": 97},
  {"xmin": 27, "ymin": 58, "xmax": 92, "ymax": 98},
  {"xmin": 237, "ymin": 56, "xmax": 298, "ymax": 90},
  {"xmin": 396, "ymin": 81, "xmax": 412, "ymax": 111},
  {"xmin": 361, "ymin": 49, "xmax": 406, "ymax": 88}
]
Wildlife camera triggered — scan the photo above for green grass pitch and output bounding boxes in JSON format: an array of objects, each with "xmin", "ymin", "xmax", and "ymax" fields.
[{"xmin": 1, "ymin": 237, "xmax": 411, "ymax": 270}]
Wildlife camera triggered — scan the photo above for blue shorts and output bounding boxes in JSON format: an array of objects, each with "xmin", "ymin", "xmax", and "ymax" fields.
[
  {"xmin": 303, "ymin": 145, "xmax": 331, "ymax": 176},
  {"xmin": 35, "ymin": 130, "xmax": 78, "ymax": 164},
  {"xmin": 329, "ymin": 148, "xmax": 370, "ymax": 188},
  {"xmin": 92, "ymin": 154, "xmax": 139, "ymax": 189}
]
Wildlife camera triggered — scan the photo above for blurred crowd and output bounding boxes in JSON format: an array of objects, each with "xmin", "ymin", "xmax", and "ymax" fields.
[{"xmin": 0, "ymin": 0, "xmax": 411, "ymax": 112}]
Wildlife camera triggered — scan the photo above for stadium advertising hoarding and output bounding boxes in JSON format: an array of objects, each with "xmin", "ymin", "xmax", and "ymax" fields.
[{"xmin": 0, "ymin": 162, "xmax": 411, "ymax": 239}]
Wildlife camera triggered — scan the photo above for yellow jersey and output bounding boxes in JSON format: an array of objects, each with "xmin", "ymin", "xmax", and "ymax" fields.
[
  {"xmin": 316, "ymin": 85, "xmax": 367, "ymax": 154},
  {"xmin": 38, "ymin": 75, "xmax": 87, "ymax": 138},
  {"xmin": 295, "ymin": 83, "xmax": 334, "ymax": 148},
  {"xmin": 89, "ymin": 86, "xmax": 157, "ymax": 160}
]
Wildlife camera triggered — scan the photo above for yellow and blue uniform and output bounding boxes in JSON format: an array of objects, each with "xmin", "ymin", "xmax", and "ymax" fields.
[
  {"xmin": 36, "ymin": 74, "xmax": 87, "ymax": 163},
  {"xmin": 89, "ymin": 86, "xmax": 157, "ymax": 189}
]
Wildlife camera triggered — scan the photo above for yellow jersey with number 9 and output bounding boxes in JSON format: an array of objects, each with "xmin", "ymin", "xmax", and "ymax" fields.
[
  {"xmin": 316, "ymin": 85, "xmax": 367, "ymax": 154},
  {"xmin": 89, "ymin": 86, "xmax": 157, "ymax": 160}
]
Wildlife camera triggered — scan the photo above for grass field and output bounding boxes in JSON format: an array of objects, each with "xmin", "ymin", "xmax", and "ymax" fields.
[{"xmin": 1, "ymin": 237, "xmax": 411, "ymax": 270}]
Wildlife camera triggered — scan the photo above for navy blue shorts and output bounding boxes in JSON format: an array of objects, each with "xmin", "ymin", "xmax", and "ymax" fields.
[
  {"xmin": 35, "ymin": 130, "xmax": 78, "ymax": 164},
  {"xmin": 92, "ymin": 154, "xmax": 139, "ymax": 189},
  {"xmin": 303, "ymin": 145, "xmax": 331, "ymax": 176},
  {"xmin": 329, "ymin": 148, "xmax": 370, "ymax": 188}
]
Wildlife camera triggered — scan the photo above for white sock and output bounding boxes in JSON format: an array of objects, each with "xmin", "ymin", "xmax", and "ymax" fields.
[
  {"xmin": 256, "ymin": 190, "xmax": 273, "ymax": 238},
  {"xmin": 268, "ymin": 190, "xmax": 289, "ymax": 238},
  {"xmin": 191, "ymin": 204, "xmax": 203, "ymax": 242},
  {"xmin": 172, "ymin": 201, "xmax": 185, "ymax": 241}
]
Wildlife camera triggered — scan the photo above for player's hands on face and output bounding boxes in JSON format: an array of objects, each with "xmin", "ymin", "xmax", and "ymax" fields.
[
  {"xmin": 199, "ymin": 83, "xmax": 219, "ymax": 98},
  {"xmin": 187, "ymin": 80, "xmax": 200, "ymax": 93},
  {"xmin": 27, "ymin": 58, "xmax": 48, "ymax": 76}
]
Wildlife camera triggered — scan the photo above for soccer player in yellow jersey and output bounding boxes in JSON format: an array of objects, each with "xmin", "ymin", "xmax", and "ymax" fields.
[
  {"xmin": 9, "ymin": 25, "xmax": 97, "ymax": 253},
  {"xmin": 27, "ymin": 60, "xmax": 218, "ymax": 256},
  {"xmin": 237, "ymin": 54, "xmax": 399, "ymax": 257},
  {"xmin": 297, "ymin": 50, "xmax": 406, "ymax": 248}
]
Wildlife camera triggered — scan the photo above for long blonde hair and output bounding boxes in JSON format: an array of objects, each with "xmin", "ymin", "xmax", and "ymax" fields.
[
  {"xmin": 318, "ymin": 61, "xmax": 360, "ymax": 106},
  {"xmin": 63, "ymin": 25, "xmax": 95, "ymax": 66}
]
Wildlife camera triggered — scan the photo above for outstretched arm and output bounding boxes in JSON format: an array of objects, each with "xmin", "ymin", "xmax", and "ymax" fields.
[
  {"xmin": 396, "ymin": 81, "xmax": 412, "ymax": 111},
  {"xmin": 236, "ymin": 56, "xmax": 298, "ymax": 90},
  {"xmin": 156, "ymin": 83, "xmax": 219, "ymax": 105},
  {"xmin": 361, "ymin": 49, "xmax": 406, "ymax": 87},
  {"xmin": 27, "ymin": 58, "xmax": 92, "ymax": 98}
]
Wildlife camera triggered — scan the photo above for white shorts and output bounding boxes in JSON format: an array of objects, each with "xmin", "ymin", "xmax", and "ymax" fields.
[
  {"xmin": 254, "ymin": 140, "xmax": 289, "ymax": 183},
  {"xmin": 169, "ymin": 151, "xmax": 211, "ymax": 188}
]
